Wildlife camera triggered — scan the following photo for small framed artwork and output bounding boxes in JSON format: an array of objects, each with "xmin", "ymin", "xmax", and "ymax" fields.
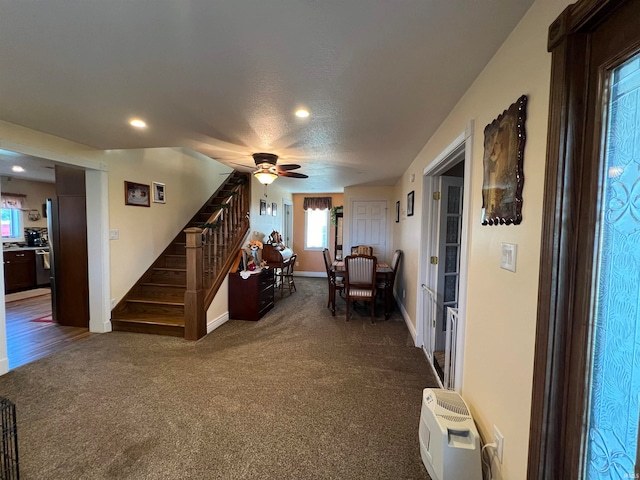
[
  {"xmin": 481, "ymin": 95, "xmax": 527, "ymax": 225},
  {"xmin": 260, "ymin": 199, "xmax": 267, "ymax": 215},
  {"xmin": 407, "ymin": 191, "xmax": 414, "ymax": 217},
  {"xmin": 152, "ymin": 182, "xmax": 166, "ymax": 204},
  {"xmin": 124, "ymin": 181, "xmax": 150, "ymax": 207},
  {"xmin": 395, "ymin": 201, "xmax": 400, "ymax": 223},
  {"xmin": 272, "ymin": 202, "xmax": 277, "ymax": 217}
]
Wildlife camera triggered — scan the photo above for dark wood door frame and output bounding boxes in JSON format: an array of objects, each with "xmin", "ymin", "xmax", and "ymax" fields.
[{"xmin": 528, "ymin": 0, "xmax": 637, "ymax": 478}]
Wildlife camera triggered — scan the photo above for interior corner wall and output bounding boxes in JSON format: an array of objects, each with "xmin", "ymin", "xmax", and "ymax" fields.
[
  {"xmin": 393, "ymin": 0, "xmax": 572, "ymax": 478},
  {"xmin": 292, "ymin": 192, "xmax": 343, "ymax": 274},
  {"xmin": 107, "ymin": 148, "xmax": 233, "ymax": 303},
  {"xmin": 248, "ymin": 176, "xmax": 292, "ymax": 244}
]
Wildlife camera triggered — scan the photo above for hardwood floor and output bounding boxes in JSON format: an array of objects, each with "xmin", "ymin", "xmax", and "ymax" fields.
[{"xmin": 5, "ymin": 290, "xmax": 90, "ymax": 369}]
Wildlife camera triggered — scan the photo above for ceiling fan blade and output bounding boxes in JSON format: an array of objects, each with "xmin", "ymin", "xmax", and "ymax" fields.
[
  {"xmin": 279, "ymin": 171, "xmax": 308, "ymax": 179},
  {"xmin": 276, "ymin": 164, "xmax": 301, "ymax": 172},
  {"xmin": 229, "ymin": 161, "xmax": 253, "ymax": 172}
]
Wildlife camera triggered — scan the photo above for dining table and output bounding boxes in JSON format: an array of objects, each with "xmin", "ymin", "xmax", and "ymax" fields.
[{"xmin": 330, "ymin": 260, "xmax": 394, "ymax": 319}]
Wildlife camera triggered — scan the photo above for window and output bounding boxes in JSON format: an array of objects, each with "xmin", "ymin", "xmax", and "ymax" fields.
[
  {"xmin": 1, "ymin": 209, "xmax": 22, "ymax": 239},
  {"xmin": 305, "ymin": 208, "xmax": 329, "ymax": 250}
]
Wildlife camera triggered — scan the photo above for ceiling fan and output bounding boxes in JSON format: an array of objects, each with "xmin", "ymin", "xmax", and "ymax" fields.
[{"xmin": 249, "ymin": 153, "xmax": 308, "ymax": 185}]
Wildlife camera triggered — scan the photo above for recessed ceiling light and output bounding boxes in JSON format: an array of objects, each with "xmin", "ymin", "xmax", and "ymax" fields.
[
  {"xmin": 12, "ymin": 166, "xmax": 24, "ymax": 173},
  {"xmin": 129, "ymin": 118, "xmax": 147, "ymax": 128},
  {"xmin": 295, "ymin": 109, "xmax": 310, "ymax": 118}
]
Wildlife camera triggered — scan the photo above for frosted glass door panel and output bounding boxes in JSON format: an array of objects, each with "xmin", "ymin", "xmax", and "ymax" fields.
[{"xmin": 585, "ymin": 51, "xmax": 640, "ymax": 478}]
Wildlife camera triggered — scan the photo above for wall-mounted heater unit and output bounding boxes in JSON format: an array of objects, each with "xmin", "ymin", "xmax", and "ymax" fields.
[{"xmin": 419, "ymin": 388, "xmax": 482, "ymax": 480}]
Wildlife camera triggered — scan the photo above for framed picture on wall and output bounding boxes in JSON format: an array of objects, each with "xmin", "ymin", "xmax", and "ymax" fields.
[
  {"xmin": 124, "ymin": 181, "xmax": 150, "ymax": 207},
  {"xmin": 407, "ymin": 191, "xmax": 414, "ymax": 217},
  {"xmin": 272, "ymin": 202, "xmax": 277, "ymax": 216},
  {"xmin": 395, "ymin": 201, "xmax": 400, "ymax": 223},
  {"xmin": 260, "ymin": 199, "xmax": 267, "ymax": 215},
  {"xmin": 481, "ymin": 94, "xmax": 527, "ymax": 225},
  {"xmin": 152, "ymin": 182, "xmax": 166, "ymax": 204}
]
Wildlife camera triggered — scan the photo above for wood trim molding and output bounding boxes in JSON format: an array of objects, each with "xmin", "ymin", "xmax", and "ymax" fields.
[
  {"xmin": 529, "ymin": 0, "xmax": 630, "ymax": 478},
  {"xmin": 548, "ymin": 0, "xmax": 627, "ymax": 51}
]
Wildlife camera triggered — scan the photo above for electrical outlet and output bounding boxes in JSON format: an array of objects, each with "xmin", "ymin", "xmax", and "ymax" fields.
[
  {"xmin": 295, "ymin": 261, "xmax": 299, "ymax": 266},
  {"xmin": 109, "ymin": 229, "xmax": 119, "ymax": 240},
  {"xmin": 493, "ymin": 425, "xmax": 504, "ymax": 463}
]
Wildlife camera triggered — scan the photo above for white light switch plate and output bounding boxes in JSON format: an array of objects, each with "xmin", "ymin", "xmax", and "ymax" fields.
[{"xmin": 501, "ymin": 243, "xmax": 517, "ymax": 272}]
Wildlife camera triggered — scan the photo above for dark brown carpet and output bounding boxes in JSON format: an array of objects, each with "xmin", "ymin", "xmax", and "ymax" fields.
[{"xmin": 0, "ymin": 277, "xmax": 436, "ymax": 479}]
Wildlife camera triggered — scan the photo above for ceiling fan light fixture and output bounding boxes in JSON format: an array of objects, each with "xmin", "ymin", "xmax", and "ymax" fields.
[{"xmin": 254, "ymin": 170, "xmax": 278, "ymax": 185}]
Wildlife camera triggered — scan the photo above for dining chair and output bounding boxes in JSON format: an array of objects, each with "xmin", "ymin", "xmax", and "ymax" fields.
[
  {"xmin": 378, "ymin": 249, "xmax": 402, "ymax": 298},
  {"xmin": 344, "ymin": 254, "xmax": 377, "ymax": 323},
  {"xmin": 322, "ymin": 248, "xmax": 344, "ymax": 313},
  {"xmin": 350, "ymin": 245, "xmax": 373, "ymax": 256},
  {"xmin": 277, "ymin": 254, "xmax": 297, "ymax": 297}
]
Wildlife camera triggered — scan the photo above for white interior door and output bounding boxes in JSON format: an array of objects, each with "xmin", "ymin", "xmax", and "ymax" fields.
[
  {"xmin": 435, "ymin": 176, "xmax": 464, "ymax": 351},
  {"xmin": 283, "ymin": 200, "xmax": 293, "ymax": 250},
  {"xmin": 350, "ymin": 200, "xmax": 388, "ymax": 260}
]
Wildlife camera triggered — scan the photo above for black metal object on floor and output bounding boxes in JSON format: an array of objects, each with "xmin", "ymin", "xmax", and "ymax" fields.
[{"xmin": 0, "ymin": 398, "xmax": 19, "ymax": 480}]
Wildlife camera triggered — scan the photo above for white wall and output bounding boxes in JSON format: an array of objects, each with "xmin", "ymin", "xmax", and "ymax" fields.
[{"xmin": 393, "ymin": 0, "xmax": 572, "ymax": 478}]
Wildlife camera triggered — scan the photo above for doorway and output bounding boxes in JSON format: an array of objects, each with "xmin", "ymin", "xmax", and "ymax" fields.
[
  {"xmin": 0, "ymin": 157, "xmax": 92, "ymax": 368},
  {"xmin": 282, "ymin": 200, "xmax": 293, "ymax": 250},
  {"xmin": 418, "ymin": 125, "xmax": 473, "ymax": 391},
  {"xmin": 0, "ymin": 149, "xmax": 110, "ymax": 372}
]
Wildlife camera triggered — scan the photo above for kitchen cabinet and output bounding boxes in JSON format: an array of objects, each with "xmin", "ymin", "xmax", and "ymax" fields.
[
  {"xmin": 228, "ymin": 268, "xmax": 275, "ymax": 321},
  {"xmin": 4, "ymin": 250, "xmax": 36, "ymax": 293}
]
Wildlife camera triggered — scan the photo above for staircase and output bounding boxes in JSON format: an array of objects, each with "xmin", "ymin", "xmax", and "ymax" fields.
[{"xmin": 111, "ymin": 171, "xmax": 250, "ymax": 338}]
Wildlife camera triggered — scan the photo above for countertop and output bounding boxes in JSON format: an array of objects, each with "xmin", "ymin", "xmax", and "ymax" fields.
[{"xmin": 3, "ymin": 245, "xmax": 50, "ymax": 252}]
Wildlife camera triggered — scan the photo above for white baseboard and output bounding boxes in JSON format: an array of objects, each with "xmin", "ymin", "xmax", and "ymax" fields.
[
  {"xmin": 395, "ymin": 293, "xmax": 417, "ymax": 344},
  {"xmin": 207, "ymin": 312, "xmax": 230, "ymax": 334},
  {"xmin": 0, "ymin": 357, "xmax": 8, "ymax": 375},
  {"xmin": 294, "ymin": 271, "xmax": 326, "ymax": 278},
  {"xmin": 91, "ymin": 319, "xmax": 112, "ymax": 334}
]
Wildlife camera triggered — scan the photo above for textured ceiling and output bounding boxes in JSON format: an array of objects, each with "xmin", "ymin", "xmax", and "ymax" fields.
[{"xmin": 0, "ymin": 0, "xmax": 534, "ymax": 192}]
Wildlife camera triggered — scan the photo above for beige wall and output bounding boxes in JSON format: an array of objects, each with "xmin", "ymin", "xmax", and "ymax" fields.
[
  {"xmin": 107, "ymin": 148, "xmax": 233, "ymax": 303},
  {"xmin": 248, "ymin": 176, "xmax": 292, "ymax": 245},
  {"xmin": 0, "ymin": 177, "xmax": 56, "ymax": 235},
  {"xmin": 393, "ymin": 0, "xmax": 571, "ymax": 478},
  {"xmin": 292, "ymin": 193, "xmax": 343, "ymax": 273}
]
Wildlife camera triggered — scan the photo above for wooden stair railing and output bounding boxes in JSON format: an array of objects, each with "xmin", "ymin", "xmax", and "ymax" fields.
[
  {"xmin": 111, "ymin": 171, "xmax": 250, "ymax": 339},
  {"xmin": 184, "ymin": 178, "xmax": 250, "ymax": 340}
]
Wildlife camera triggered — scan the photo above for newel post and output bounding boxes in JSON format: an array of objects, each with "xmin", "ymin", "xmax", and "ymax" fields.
[{"xmin": 184, "ymin": 227, "xmax": 206, "ymax": 340}]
